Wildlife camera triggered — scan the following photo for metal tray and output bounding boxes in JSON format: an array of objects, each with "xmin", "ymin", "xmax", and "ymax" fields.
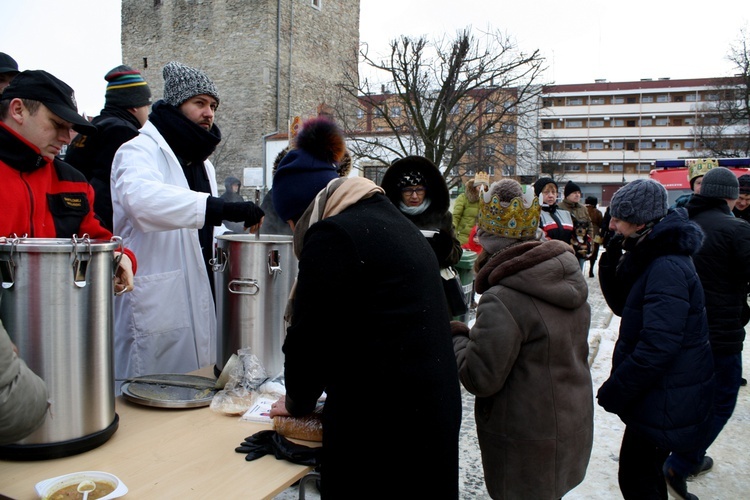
[{"xmin": 120, "ymin": 374, "xmax": 217, "ymax": 408}]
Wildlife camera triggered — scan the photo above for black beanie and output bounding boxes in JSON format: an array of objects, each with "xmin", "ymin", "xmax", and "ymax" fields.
[
  {"xmin": 700, "ymin": 167, "xmax": 739, "ymax": 200},
  {"xmin": 564, "ymin": 180, "xmax": 582, "ymax": 198},
  {"xmin": 533, "ymin": 177, "xmax": 557, "ymax": 197},
  {"xmin": 737, "ymin": 174, "xmax": 750, "ymax": 195},
  {"xmin": 104, "ymin": 65, "xmax": 152, "ymax": 108}
]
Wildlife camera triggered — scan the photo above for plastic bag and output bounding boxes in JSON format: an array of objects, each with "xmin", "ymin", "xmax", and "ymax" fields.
[{"xmin": 210, "ymin": 348, "xmax": 279, "ymax": 415}]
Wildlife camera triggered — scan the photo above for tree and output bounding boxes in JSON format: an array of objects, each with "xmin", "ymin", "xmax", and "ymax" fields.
[
  {"xmin": 693, "ymin": 28, "xmax": 750, "ymax": 158},
  {"xmin": 336, "ymin": 27, "xmax": 546, "ymax": 188}
]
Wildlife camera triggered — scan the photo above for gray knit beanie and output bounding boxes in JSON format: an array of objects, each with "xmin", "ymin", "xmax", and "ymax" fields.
[
  {"xmin": 609, "ymin": 179, "xmax": 668, "ymax": 225},
  {"xmin": 700, "ymin": 167, "xmax": 739, "ymax": 200},
  {"xmin": 162, "ymin": 61, "xmax": 220, "ymax": 107}
]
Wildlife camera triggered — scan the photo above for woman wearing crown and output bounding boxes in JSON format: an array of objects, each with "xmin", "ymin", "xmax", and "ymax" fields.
[{"xmin": 451, "ymin": 179, "xmax": 593, "ymax": 500}]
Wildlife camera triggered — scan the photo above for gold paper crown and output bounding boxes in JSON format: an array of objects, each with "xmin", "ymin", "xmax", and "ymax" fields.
[
  {"xmin": 473, "ymin": 172, "xmax": 490, "ymax": 186},
  {"xmin": 687, "ymin": 158, "xmax": 719, "ymax": 182},
  {"xmin": 478, "ymin": 188, "xmax": 540, "ymax": 239}
]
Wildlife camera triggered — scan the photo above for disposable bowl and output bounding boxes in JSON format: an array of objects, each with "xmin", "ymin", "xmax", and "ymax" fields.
[{"xmin": 34, "ymin": 470, "xmax": 128, "ymax": 499}]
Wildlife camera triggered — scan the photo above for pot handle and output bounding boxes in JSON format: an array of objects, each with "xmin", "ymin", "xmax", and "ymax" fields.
[{"xmin": 228, "ymin": 279, "xmax": 260, "ymax": 295}]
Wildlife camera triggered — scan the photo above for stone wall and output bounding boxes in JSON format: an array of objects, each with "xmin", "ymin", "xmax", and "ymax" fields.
[{"xmin": 121, "ymin": 0, "xmax": 359, "ymax": 189}]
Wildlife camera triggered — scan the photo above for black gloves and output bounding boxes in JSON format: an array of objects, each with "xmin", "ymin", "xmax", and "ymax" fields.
[
  {"xmin": 223, "ymin": 202, "xmax": 265, "ymax": 228},
  {"xmin": 205, "ymin": 196, "xmax": 265, "ymax": 228},
  {"xmin": 235, "ymin": 430, "xmax": 321, "ymax": 466}
]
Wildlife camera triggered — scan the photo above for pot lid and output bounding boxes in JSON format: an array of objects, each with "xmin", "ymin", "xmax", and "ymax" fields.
[{"xmin": 120, "ymin": 374, "xmax": 217, "ymax": 408}]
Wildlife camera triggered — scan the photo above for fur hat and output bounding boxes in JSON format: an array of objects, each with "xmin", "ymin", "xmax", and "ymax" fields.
[
  {"xmin": 609, "ymin": 179, "xmax": 668, "ymax": 225},
  {"xmin": 162, "ymin": 61, "xmax": 220, "ymax": 107},
  {"xmin": 477, "ymin": 180, "xmax": 540, "ymax": 253},
  {"xmin": 533, "ymin": 177, "xmax": 557, "ymax": 197},
  {"xmin": 738, "ymin": 174, "xmax": 750, "ymax": 195},
  {"xmin": 104, "ymin": 65, "xmax": 152, "ymax": 109},
  {"xmin": 272, "ymin": 117, "xmax": 346, "ymax": 223},
  {"xmin": 564, "ymin": 180, "xmax": 582, "ymax": 198},
  {"xmin": 700, "ymin": 167, "xmax": 739, "ymax": 200}
]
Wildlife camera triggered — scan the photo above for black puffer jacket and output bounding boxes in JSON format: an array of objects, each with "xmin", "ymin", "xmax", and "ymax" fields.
[
  {"xmin": 686, "ymin": 195, "xmax": 750, "ymax": 355},
  {"xmin": 380, "ymin": 156, "xmax": 462, "ymax": 268},
  {"xmin": 596, "ymin": 208, "xmax": 714, "ymax": 453}
]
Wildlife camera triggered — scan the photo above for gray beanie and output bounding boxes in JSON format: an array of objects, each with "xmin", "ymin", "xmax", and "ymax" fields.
[
  {"xmin": 162, "ymin": 61, "xmax": 220, "ymax": 107},
  {"xmin": 700, "ymin": 167, "xmax": 739, "ymax": 200},
  {"xmin": 609, "ymin": 179, "xmax": 668, "ymax": 225}
]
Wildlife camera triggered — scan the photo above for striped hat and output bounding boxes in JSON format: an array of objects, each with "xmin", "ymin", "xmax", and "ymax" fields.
[{"xmin": 104, "ymin": 65, "xmax": 152, "ymax": 108}]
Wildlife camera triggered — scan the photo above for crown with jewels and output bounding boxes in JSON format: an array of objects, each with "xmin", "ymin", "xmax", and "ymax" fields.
[
  {"xmin": 687, "ymin": 158, "xmax": 719, "ymax": 182},
  {"xmin": 478, "ymin": 184, "xmax": 540, "ymax": 239},
  {"xmin": 473, "ymin": 171, "xmax": 490, "ymax": 187}
]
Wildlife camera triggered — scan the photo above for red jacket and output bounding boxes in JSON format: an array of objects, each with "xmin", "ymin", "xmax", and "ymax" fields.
[{"xmin": 0, "ymin": 122, "xmax": 136, "ymax": 271}]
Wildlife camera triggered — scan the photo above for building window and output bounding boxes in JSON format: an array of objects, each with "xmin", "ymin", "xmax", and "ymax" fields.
[
  {"xmin": 567, "ymin": 97, "xmax": 583, "ymax": 106},
  {"xmin": 626, "ymin": 120, "xmax": 637, "ymax": 127},
  {"xmin": 590, "ymin": 97, "xmax": 605, "ymax": 105},
  {"xmin": 311, "ymin": 0, "xmax": 321, "ymax": 9},
  {"xmin": 502, "ymin": 165, "xmax": 516, "ymax": 176},
  {"xmin": 588, "ymin": 142, "xmax": 604, "ymax": 150},
  {"xmin": 614, "ymin": 119, "xmax": 625, "ymax": 127},
  {"xmin": 486, "ymin": 102, "xmax": 496, "ymax": 113},
  {"xmin": 637, "ymin": 164, "xmax": 652, "ymax": 172},
  {"xmin": 656, "ymin": 94, "xmax": 669, "ymax": 103},
  {"xmin": 589, "ymin": 120, "xmax": 605, "ymax": 128},
  {"xmin": 565, "ymin": 142, "xmax": 583, "ymax": 150},
  {"xmin": 640, "ymin": 141, "xmax": 653, "ymax": 149},
  {"xmin": 627, "ymin": 96, "xmax": 637, "ymax": 104},
  {"xmin": 612, "ymin": 141, "xmax": 624, "ymax": 149},
  {"xmin": 611, "ymin": 164, "xmax": 624, "ymax": 172},
  {"xmin": 641, "ymin": 118, "xmax": 653, "ymax": 126},
  {"xmin": 706, "ymin": 93, "xmax": 719, "ymax": 101},
  {"xmin": 485, "ymin": 144, "xmax": 496, "ymax": 156},
  {"xmin": 391, "ymin": 106, "xmax": 401, "ymax": 117},
  {"xmin": 685, "ymin": 94, "xmax": 698, "ymax": 102},
  {"xmin": 501, "ymin": 123, "xmax": 515, "ymax": 134},
  {"xmin": 487, "ymin": 165, "xmax": 495, "ymax": 176},
  {"xmin": 613, "ymin": 96, "xmax": 625, "ymax": 104},
  {"xmin": 564, "ymin": 164, "xmax": 582, "ymax": 172},
  {"xmin": 587, "ymin": 164, "xmax": 604, "ymax": 172},
  {"xmin": 356, "ymin": 108, "xmax": 364, "ymax": 119},
  {"xmin": 641, "ymin": 95, "xmax": 654, "ymax": 103},
  {"xmin": 684, "ymin": 140, "xmax": 695, "ymax": 148},
  {"xmin": 503, "ymin": 144, "xmax": 516, "ymax": 155},
  {"xmin": 655, "ymin": 141, "xmax": 669, "ymax": 149},
  {"xmin": 656, "ymin": 117, "xmax": 669, "ymax": 126},
  {"xmin": 566, "ymin": 120, "xmax": 583, "ymax": 128}
]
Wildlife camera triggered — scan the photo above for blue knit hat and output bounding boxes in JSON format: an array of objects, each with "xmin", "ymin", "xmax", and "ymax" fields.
[{"xmin": 609, "ymin": 179, "xmax": 668, "ymax": 224}]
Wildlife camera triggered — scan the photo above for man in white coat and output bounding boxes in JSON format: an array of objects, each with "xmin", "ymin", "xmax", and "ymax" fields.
[{"xmin": 111, "ymin": 61, "xmax": 264, "ymax": 383}]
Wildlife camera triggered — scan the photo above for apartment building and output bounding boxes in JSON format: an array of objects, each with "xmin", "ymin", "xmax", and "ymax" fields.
[{"xmin": 539, "ymin": 77, "xmax": 741, "ymax": 202}]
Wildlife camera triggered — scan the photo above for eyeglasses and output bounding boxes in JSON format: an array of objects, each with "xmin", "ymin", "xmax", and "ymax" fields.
[{"xmin": 401, "ymin": 187, "xmax": 426, "ymax": 196}]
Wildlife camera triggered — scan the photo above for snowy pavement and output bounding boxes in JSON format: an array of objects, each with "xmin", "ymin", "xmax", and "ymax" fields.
[{"xmin": 275, "ymin": 268, "xmax": 750, "ymax": 499}]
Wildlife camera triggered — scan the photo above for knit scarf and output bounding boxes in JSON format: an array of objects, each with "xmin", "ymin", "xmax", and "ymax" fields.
[
  {"xmin": 284, "ymin": 177, "xmax": 385, "ymax": 322},
  {"xmin": 148, "ymin": 100, "xmax": 221, "ymax": 165}
]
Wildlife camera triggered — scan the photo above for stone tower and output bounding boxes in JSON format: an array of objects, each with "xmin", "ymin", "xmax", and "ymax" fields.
[{"xmin": 121, "ymin": 0, "xmax": 360, "ymax": 188}]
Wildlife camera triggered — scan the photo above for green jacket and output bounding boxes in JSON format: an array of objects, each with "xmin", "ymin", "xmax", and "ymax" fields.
[{"xmin": 452, "ymin": 192, "xmax": 480, "ymax": 245}]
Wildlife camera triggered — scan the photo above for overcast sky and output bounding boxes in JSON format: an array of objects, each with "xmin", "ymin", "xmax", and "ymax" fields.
[{"xmin": 1, "ymin": 0, "xmax": 747, "ymax": 117}]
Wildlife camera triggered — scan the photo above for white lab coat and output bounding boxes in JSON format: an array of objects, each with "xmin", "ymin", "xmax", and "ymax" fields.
[{"xmin": 111, "ymin": 120, "xmax": 220, "ymax": 383}]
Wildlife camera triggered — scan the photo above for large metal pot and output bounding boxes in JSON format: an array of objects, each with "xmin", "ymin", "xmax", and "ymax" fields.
[
  {"xmin": 213, "ymin": 234, "xmax": 297, "ymax": 378},
  {"xmin": 0, "ymin": 236, "xmax": 120, "ymax": 460}
]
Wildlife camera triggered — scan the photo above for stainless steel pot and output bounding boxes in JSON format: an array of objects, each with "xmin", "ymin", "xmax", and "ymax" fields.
[
  {"xmin": 0, "ymin": 236, "xmax": 120, "ymax": 460},
  {"xmin": 213, "ymin": 234, "xmax": 297, "ymax": 378}
]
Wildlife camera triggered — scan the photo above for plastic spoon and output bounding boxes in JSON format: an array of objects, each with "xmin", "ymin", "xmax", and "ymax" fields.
[{"xmin": 77, "ymin": 479, "xmax": 96, "ymax": 499}]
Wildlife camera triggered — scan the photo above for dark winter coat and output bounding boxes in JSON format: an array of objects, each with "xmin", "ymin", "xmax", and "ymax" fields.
[
  {"xmin": 380, "ymin": 156, "xmax": 462, "ymax": 268},
  {"xmin": 686, "ymin": 195, "xmax": 750, "ymax": 355},
  {"xmin": 283, "ymin": 193, "xmax": 462, "ymax": 499},
  {"xmin": 452, "ymin": 239, "xmax": 593, "ymax": 500},
  {"xmin": 219, "ymin": 176, "xmax": 246, "ymax": 234},
  {"xmin": 732, "ymin": 206, "xmax": 750, "ymax": 223},
  {"xmin": 596, "ymin": 208, "xmax": 714, "ymax": 453},
  {"xmin": 65, "ymin": 106, "xmax": 143, "ymax": 231}
]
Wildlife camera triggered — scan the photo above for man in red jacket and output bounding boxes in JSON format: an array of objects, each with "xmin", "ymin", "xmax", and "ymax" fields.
[{"xmin": 0, "ymin": 70, "xmax": 135, "ymax": 293}]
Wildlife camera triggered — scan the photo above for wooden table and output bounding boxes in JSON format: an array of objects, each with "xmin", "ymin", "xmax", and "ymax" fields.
[{"xmin": 0, "ymin": 369, "xmax": 315, "ymax": 499}]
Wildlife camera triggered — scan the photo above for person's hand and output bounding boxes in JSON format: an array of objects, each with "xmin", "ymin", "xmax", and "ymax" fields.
[
  {"xmin": 450, "ymin": 320, "xmax": 469, "ymax": 337},
  {"xmin": 245, "ymin": 215, "xmax": 264, "ymax": 234},
  {"xmin": 242, "ymin": 203, "xmax": 265, "ymax": 230},
  {"xmin": 113, "ymin": 252, "xmax": 134, "ymax": 295},
  {"xmin": 269, "ymin": 396, "xmax": 291, "ymax": 418}
]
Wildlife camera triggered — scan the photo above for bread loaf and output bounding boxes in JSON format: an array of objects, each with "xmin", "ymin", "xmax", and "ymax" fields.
[{"xmin": 273, "ymin": 406, "xmax": 323, "ymax": 442}]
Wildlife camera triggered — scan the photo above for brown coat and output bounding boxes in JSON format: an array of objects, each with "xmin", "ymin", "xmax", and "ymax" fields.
[{"xmin": 453, "ymin": 240, "xmax": 593, "ymax": 499}]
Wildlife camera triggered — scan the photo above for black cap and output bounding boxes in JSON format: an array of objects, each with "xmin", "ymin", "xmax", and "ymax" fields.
[
  {"xmin": 2, "ymin": 70, "xmax": 95, "ymax": 135},
  {"xmin": 0, "ymin": 52, "xmax": 19, "ymax": 74}
]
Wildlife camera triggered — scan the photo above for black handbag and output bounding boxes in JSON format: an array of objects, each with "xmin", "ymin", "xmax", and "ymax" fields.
[{"xmin": 441, "ymin": 267, "xmax": 468, "ymax": 316}]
